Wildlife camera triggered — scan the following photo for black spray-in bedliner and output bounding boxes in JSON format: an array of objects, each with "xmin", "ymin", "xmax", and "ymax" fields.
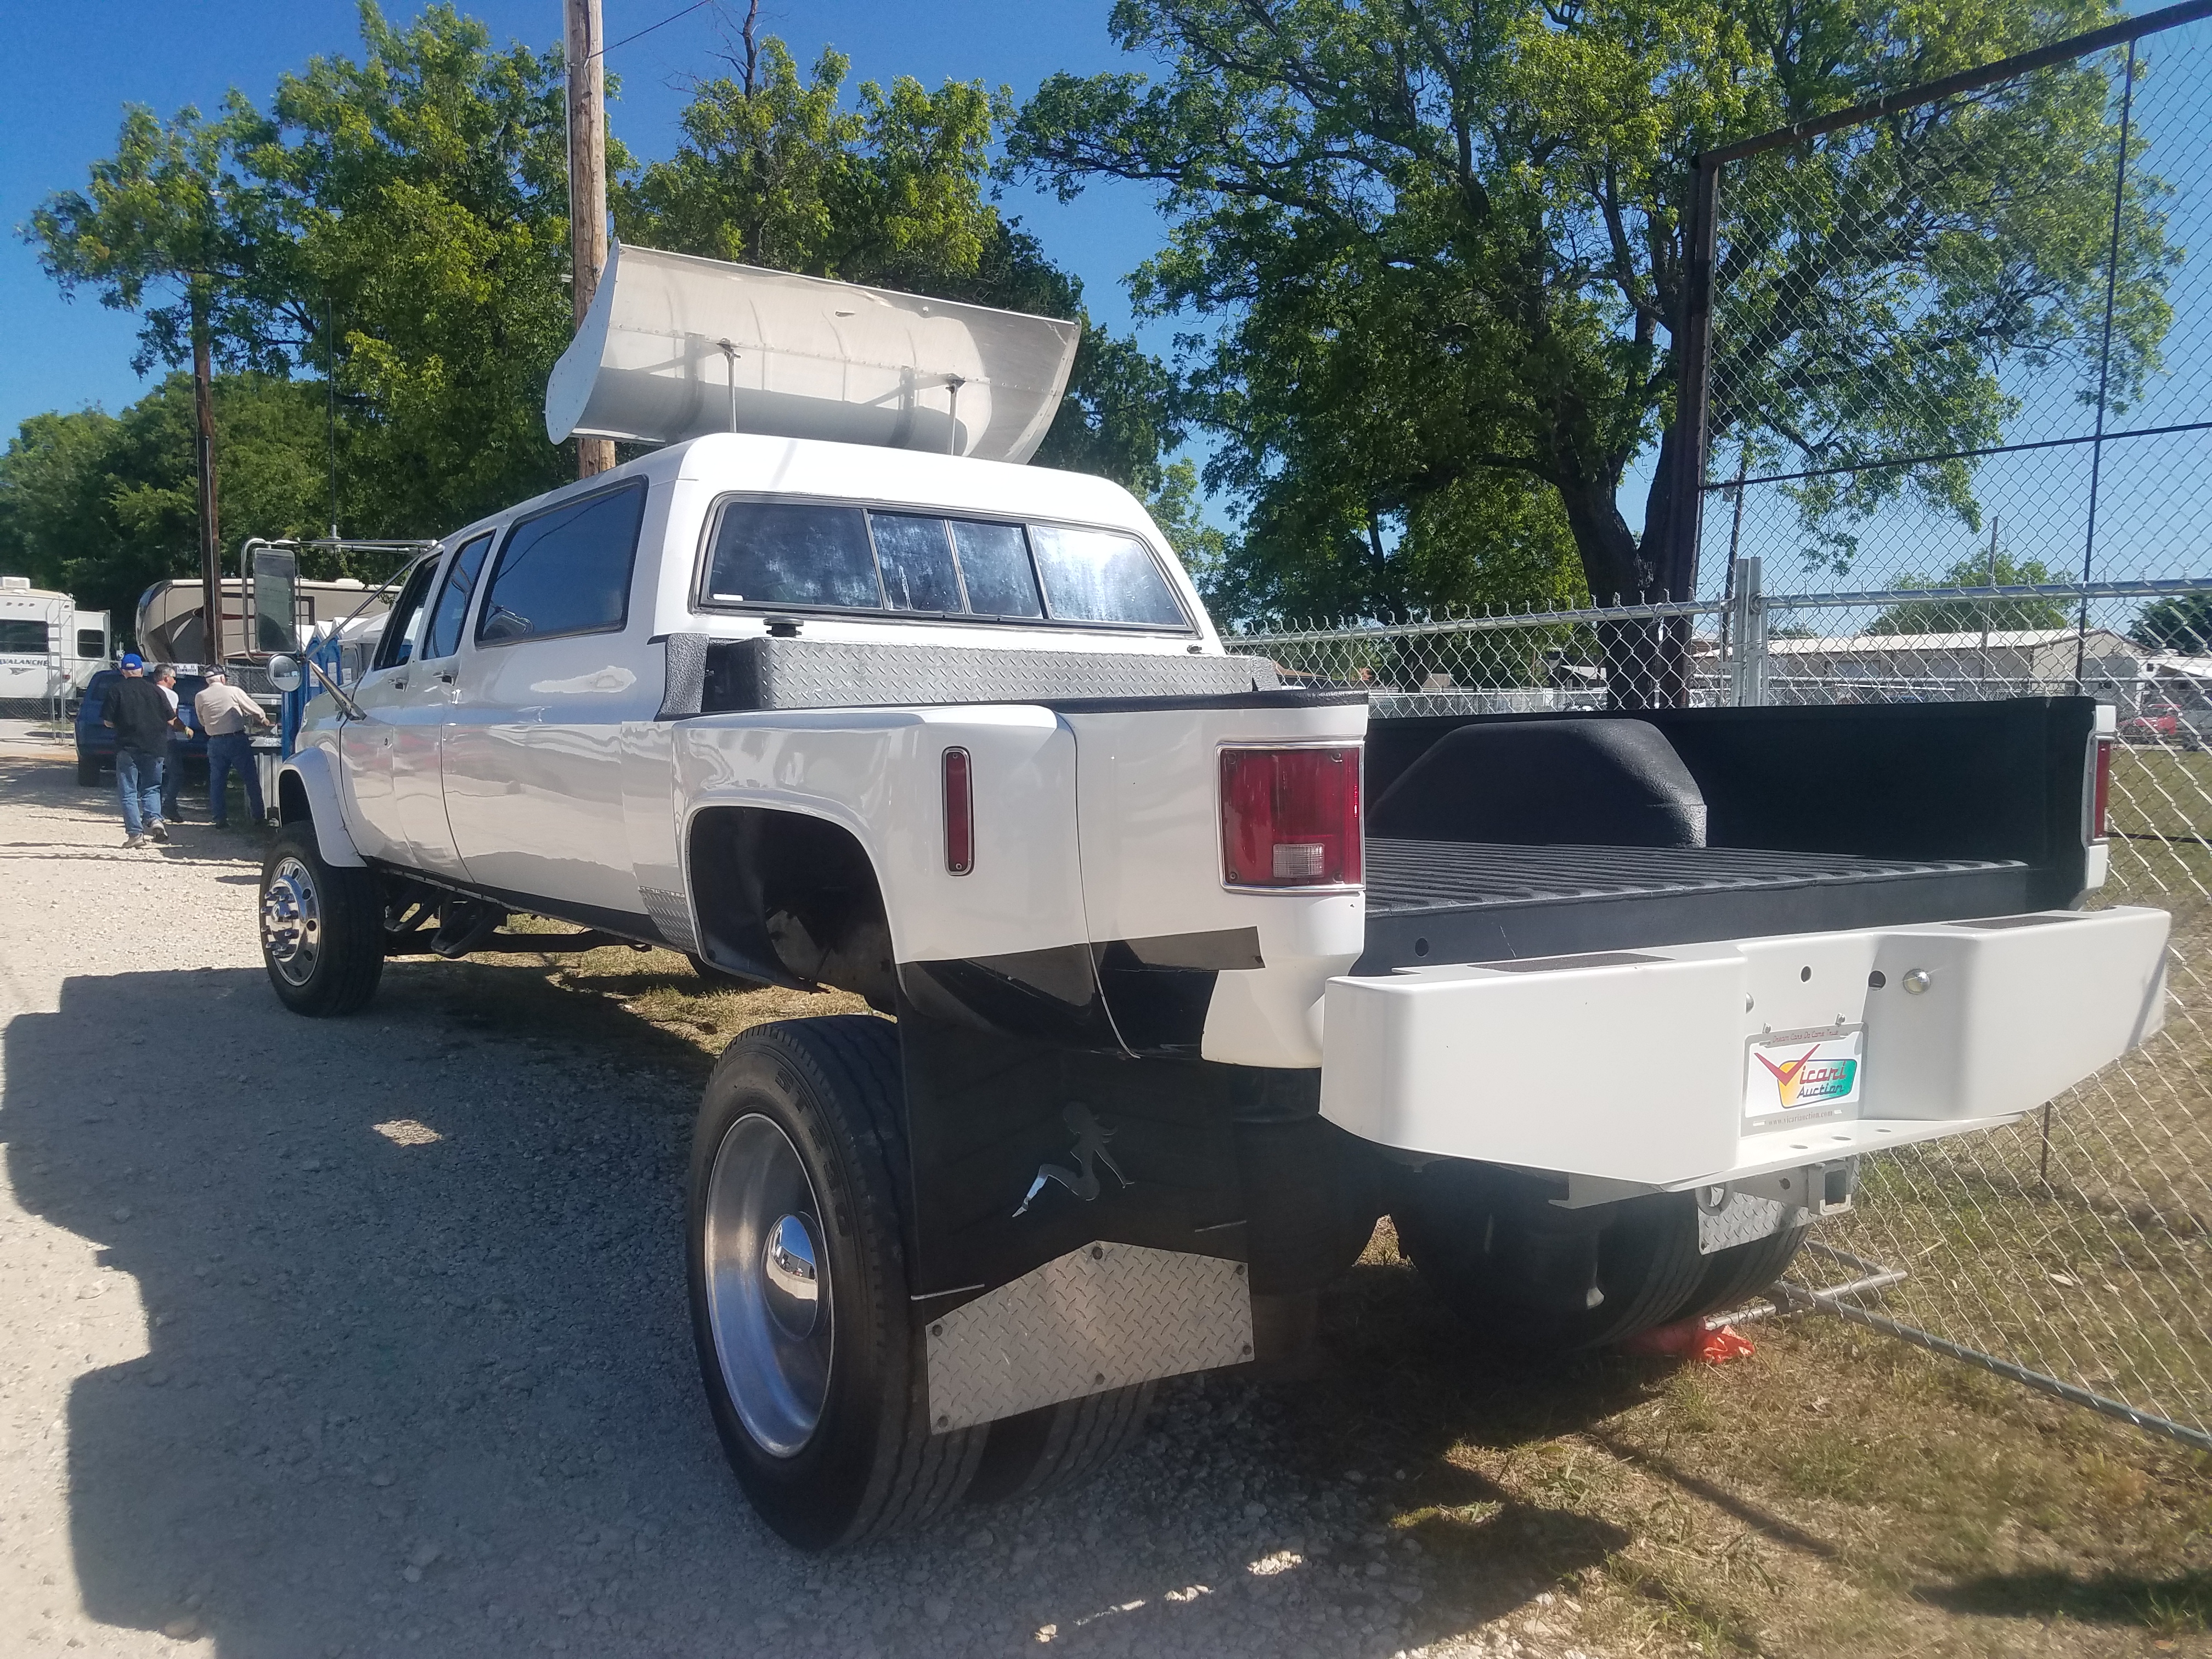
[{"xmin": 1356, "ymin": 839, "xmax": 2032, "ymax": 972}]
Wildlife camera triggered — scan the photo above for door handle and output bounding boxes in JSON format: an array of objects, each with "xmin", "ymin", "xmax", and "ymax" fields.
[
  {"xmin": 436, "ymin": 669, "xmax": 456, "ymax": 684},
  {"xmin": 390, "ymin": 676, "xmax": 408, "ymax": 691}
]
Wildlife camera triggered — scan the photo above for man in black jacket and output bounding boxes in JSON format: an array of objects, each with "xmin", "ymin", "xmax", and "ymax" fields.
[{"xmin": 103, "ymin": 654, "xmax": 175, "ymax": 848}]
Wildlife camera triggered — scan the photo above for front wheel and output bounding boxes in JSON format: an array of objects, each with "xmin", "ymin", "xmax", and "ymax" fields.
[
  {"xmin": 259, "ymin": 825, "xmax": 385, "ymax": 1015},
  {"xmin": 689, "ymin": 1017, "xmax": 985, "ymax": 1549}
]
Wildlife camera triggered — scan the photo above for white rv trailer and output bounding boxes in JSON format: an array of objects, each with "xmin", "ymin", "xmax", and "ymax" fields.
[
  {"xmin": 136, "ymin": 574, "xmax": 391, "ymax": 665},
  {"xmin": 0, "ymin": 577, "xmax": 110, "ymax": 712}
]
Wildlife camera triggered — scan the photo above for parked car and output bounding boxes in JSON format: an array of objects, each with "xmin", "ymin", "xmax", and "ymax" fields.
[{"xmin": 75, "ymin": 667, "xmax": 207, "ymax": 786}]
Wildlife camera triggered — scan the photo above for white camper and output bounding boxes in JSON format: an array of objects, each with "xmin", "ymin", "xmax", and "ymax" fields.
[{"xmin": 0, "ymin": 577, "xmax": 110, "ymax": 712}]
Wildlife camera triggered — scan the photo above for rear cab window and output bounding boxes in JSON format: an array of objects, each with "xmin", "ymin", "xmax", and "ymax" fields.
[{"xmin": 696, "ymin": 499, "xmax": 1188, "ymax": 631}]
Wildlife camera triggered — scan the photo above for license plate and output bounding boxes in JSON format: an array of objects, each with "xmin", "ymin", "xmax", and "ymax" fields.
[{"xmin": 1744, "ymin": 1026, "xmax": 1863, "ymax": 1124}]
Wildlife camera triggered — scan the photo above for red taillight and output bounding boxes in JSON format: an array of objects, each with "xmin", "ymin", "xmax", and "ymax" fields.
[
  {"xmin": 2091, "ymin": 736, "xmax": 2113, "ymax": 842},
  {"xmin": 943, "ymin": 747, "xmax": 973, "ymax": 874},
  {"xmin": 1220, "ymin": 746, "xmax": 1362, "ymax": 888}
]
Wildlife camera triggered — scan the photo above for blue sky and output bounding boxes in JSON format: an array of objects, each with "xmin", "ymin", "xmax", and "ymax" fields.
[{"xmin": 0, "ymin": 0, "xmax": 1182, "ymax": 438}]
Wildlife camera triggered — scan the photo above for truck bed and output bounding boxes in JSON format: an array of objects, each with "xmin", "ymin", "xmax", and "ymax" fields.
[{"xmin": 1356, "ymin": 839, "xmax": 2032, "ymax": 973}]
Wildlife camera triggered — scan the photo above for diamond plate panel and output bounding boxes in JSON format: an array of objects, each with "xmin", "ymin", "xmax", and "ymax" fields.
[
  {"xmin": 725, "ymin": 638, "xmax": 1282, "ymax": 710},
  {"xmin": 924, "ymin": 1243, "xmax": 1252, "ymax": 1431},
  {"xmin": 1697, "ymin": 1188, "xmax": 1817, "ymax": 1254},
  {"xmin": 637, "ymin": 886, "xmax": 698, "ymax": 954}
]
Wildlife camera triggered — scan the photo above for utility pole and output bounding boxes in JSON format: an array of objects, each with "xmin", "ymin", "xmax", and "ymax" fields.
[
  {"xmin": 565, "ymin": 0, "xmax": 616, "ymax": 478},
  {"xmin": 191, "ymin": 279, "xmax": 224, "ymax": 665}
]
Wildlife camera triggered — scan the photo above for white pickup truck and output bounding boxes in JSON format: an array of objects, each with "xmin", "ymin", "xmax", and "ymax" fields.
[{"xmin": 257, "ymin": 247, "xmax": 2170, "ymax": 1550}]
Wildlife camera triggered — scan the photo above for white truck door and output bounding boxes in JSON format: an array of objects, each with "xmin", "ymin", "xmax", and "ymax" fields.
[
  {"xmin": 442, "ymin": 479, "xmax": 655, "ymax": 918},
  {"xmin": 387, "ymin": 531, "xmax": 493, "ymax": 879},
  {"xmin": 337, "ymin": 555, "xmax": 441, "ymax": 860}
]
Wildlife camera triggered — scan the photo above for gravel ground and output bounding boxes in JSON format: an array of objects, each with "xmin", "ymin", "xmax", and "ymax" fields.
[{"xmin": 0, "ymin": 742, "xmax": 1590, "ymax": 1659}]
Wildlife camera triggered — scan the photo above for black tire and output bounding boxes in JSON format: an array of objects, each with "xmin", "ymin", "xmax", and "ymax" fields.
[
  {"xmin": 77, "ymin": 749, "xmax": 101, "ymax": 786},
  {"xmin": 965, "ymin": 1382, "xmax": 1158, "ymax": 1508},
  {"xmin": 258, "ymin": 824, "xmax": 385, "ymax": 1016},
  {"xmin": 687, "ymin": 1016, "xmax": 986, "ymax": 1549},
  {"xmin": 1673, "ymin": 1224, "xmax": 1812, "ymax": 1325},
  {"xmin": 1394, "ymin": 1166, "xmax": 1706, "ymax": 1353}
]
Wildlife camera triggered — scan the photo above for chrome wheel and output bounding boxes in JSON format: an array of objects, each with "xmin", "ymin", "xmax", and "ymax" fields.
[
  {"xmin": 703, "ymin": 1113, "xmax": 833, "ymax": 1457},
  {"xmin": 262, "ymin": 855, "xmax": 324, "ymax": 987}
]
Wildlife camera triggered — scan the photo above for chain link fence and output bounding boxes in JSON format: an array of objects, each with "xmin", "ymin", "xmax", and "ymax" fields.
[{"xmin": 1239, "ymin": 569, "xmax": 2212, "ymax": 1452}]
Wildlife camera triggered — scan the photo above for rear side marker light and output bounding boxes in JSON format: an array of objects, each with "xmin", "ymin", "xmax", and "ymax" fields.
[
  {"xmin": 943, "ymin": 747, "xmax": 973, "ymax": 875},
  {"xmin": 2090, "ymin": 735, "xmax": 2112, "ymax": 843},
  {"xmin": 1221, "ymin": 746, "xmax": 1362, "ymax": 889}
]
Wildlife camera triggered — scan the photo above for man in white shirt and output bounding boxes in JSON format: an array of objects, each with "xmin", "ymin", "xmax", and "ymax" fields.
[
  {"xmin": 193, "ymin": 670, "xmax": 273, "ymax": 829},
  {"xmin": 153, "ymin": 664, "xmax": 190, "ymax": 826}
]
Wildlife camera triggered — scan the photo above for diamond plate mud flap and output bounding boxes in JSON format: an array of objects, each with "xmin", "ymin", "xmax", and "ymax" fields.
[{"xmin": 923, "ymin": 1243, "xmax": 1254, "ymax": 1431}]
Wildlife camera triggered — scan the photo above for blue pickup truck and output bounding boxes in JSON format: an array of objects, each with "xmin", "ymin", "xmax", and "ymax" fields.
[{"xmin": 74, "ymin": 667, "xmax": 208, "ymax": 786}]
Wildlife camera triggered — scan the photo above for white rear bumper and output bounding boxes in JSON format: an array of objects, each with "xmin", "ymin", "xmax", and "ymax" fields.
[{"xmin": 1319, "ymin": 906, "xmax": 2169, "ymax": 1188}]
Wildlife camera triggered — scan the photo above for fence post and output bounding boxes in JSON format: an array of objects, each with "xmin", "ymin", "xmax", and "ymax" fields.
[{"xmin": 1728, "ymin": 557, "xmax": 1767, "ymax": 707}]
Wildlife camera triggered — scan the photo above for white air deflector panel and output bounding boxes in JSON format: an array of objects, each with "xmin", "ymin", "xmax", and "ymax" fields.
[
  {"xmin": 545, "ymin": 242, "xmax": 1081, "ymax": 462},
  {"xmin": 923, "ymin": 1243, "xmax": 1252, "ymax": 1431}
]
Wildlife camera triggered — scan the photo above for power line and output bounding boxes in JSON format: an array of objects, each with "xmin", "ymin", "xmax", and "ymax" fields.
[{"xmin": 594, "ymin": 0, "xmax": 716, "ymax": 60}]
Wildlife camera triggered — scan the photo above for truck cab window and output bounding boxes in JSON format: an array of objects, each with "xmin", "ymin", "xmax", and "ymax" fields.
[
  {"xmin": 869, "ymin": 514, "xmax": 965, "ymax": 612},
  {"xmin": 948, "ymin": 520, "xmax": 1043, "ymax": 618},
  {"xmin": 706, "ymin": 502, "xmax": 881, "ymax": 610},
  {"xmin": 1029, "ymin": 525, "xmax": 1187, "ymax": 628},
  {"xmin": 477, "ymin": 479, "xmax": 647, "ymax": 645},
  {"xmin": 422, "ymin": 532, "xmax": 494, "ymax": 659},
  {"xmin": 372, "ymin": 557, "xmax": 442, "ymax": 671}
]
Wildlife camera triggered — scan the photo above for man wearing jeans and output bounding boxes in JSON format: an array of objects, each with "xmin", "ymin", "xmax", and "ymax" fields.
[
  {"xmin": 154, "ymin": 664, "xmax": 192, "ymax": 822},
  {"xmin": 103, "ymin": 653, "xmax": 173, "ymax": 848},
  {"xmin": 193, "ymin": 669, "xmax": 273, "ymax": 828}
]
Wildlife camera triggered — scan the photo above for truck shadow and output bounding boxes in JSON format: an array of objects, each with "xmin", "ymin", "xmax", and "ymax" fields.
[{"xmin": 7, "ymin": 953, "xmax": 1666, "ymax": 1657}]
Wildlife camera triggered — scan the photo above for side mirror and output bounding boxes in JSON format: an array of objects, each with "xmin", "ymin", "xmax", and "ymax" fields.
[
  {"xmin": 267, "ymin": 654, "xmax": 304, "ymax": 694},
  {"xmin": 249, "ymin": 545, "xmax": 302, "ymax": 654}
]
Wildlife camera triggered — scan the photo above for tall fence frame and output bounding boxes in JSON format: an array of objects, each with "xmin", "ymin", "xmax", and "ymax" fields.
[{"xmin": 1669, "ymin": 0, "xmax": 2212, "ymax": 613}]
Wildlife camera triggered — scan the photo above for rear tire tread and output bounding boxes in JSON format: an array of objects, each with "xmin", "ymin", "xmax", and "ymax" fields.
[{"xmin": 698, "ymin": 1015, "xmax": 985, "ymax": 1546}]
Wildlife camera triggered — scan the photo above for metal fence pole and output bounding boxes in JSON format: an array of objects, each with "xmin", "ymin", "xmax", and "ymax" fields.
[{"xmin": 1728, "ymin": 557, "xmax": 1767, "ymax": 707}]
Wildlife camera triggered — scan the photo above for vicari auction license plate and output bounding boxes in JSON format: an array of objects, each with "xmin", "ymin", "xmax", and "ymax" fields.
[{"xmin": 1743, "ymin": 1026, "xmax": 1863, "ymax": 1124}]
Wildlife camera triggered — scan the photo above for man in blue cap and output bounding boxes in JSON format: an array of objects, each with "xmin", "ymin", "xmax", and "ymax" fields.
[{"xmin": 103, "ymin": 653, "xmax": 174, "ymax": 848}]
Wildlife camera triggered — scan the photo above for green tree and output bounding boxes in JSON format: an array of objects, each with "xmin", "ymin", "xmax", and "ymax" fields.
[
  {"xmin": 2136, "ymin": 591, "xmax": 2212, "ymax": 656},
  {"xmin": 1870, "ymin": 550, "xmax": 2072, "ymax": 634},
  {"xmin": 623, "ymin": 30, "xmax": 1195, "ymax": 515},
  {"xmin": 27, "ymin": 100, "xmax": 299, "ymax": 376},
  {"xmin": 28, "ymin": 4, "xmax": 620, "ymax": 543},
  {"xmin": 0, "ymin": 376, "xmax": 341, "ymax": 640},
  {"xmin": 244, "ymin": 2, "xmax": 617, "ymax": 531},
  {"xmin": 1009, "ymin": 0, "xmax": 2174, "ymax": 633}
]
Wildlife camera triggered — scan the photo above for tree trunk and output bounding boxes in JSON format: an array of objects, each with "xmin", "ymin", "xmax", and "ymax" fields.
[{"xmin": 1551, "ymin": 417, "xmax": 1705, "ymax": 710}]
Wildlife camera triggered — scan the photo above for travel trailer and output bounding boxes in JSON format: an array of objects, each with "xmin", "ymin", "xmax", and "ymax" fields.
[
  {"xmin": 135, "ymin": 573, "xmax": 392, "ymax": 665},
  {"xmin": 0, "ymin": 577, "xmax": 110, "ymax": 712}
]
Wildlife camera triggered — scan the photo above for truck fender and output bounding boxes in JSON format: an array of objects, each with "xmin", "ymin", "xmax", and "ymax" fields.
[{"xmin": 276, "ymin": 746, "xmax": 366, "ymax": 868}]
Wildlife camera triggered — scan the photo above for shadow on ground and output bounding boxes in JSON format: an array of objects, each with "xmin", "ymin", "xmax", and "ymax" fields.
[
  {"xmin": 4, "ymin": 823, "xmax": 1684, "ymax": 1656},
  {"xmin": 1919, "ymin": 1566, "xmax": 2212, "ymax": 1632}
]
